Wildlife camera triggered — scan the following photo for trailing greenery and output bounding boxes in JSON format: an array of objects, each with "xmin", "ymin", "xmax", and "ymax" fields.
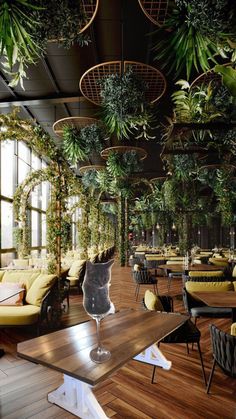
[
  {"xmin": 99, "ymin": 68, "xmax": 155, "ymax": 140},
  {"xmin": 153, "ymin": 0, "xmax": 236, "ymax": 80},
  {"xmin": 0, "ymin": 0, "xmax": 91, "ymax": 87},
  {"xmin": 63, "ymin": 124, "xmax": 105, "ymax": 165},
  {"xmin": 106, "ymin": 150, "xmax": 141, "ymax": 178},
  {"xmin": 82, "ymin": 169, "xmax": 100, "ymax": 190}
]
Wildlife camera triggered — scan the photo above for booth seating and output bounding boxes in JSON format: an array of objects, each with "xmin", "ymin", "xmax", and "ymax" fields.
[
  {"xmin": 208, "ymin": 257, "xmax": 229, "ymax": 267},
  {"xmin": 182, "ymin": 271, "xmax": 225, "ymax": 286},
  {"xmin": 0, "ymin": 269, "xmax": 57, "ymax": 333},
  {"xmin": 66, "ymin": 260, "xmax": 86, "ymax": 293},
  {"xmin": 183, "ymin": 281, "xmax": 235, "ymax": 324}
]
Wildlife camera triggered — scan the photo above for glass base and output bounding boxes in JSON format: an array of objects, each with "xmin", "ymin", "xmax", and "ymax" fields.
[{"xmin": 90, "ymin": 346, "xmax": 111, "ymax": 363}]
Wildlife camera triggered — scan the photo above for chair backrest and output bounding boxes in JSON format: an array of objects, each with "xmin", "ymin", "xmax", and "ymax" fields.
[
  {"xmin": 209, "ymin": 258, "xmax": 229, "ymax": 267},
  {"xmin": 189, "ymin": 271, "xmax": 224, "ymax": 278},
  {"xmin": 166, "ymin": 260, "xmax": 183, "ymax": 265},
  {"xmin": 132, "ymin": 269, "xmax": 153, "ymax": 284},
  {"xmin": 210, "ymin": 324, "xmax": 236, "ymax": 377},
  {"xmin": 144, "ymin": 259, "xmax": 164, "ymax": 269},
  {"xmin": 231, "ymin": 323, "xmax": 236, "ymax": 336}
]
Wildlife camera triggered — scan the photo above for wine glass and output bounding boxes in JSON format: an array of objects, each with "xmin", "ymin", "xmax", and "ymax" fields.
[{"xmin": 82, "ymin": 285, "xmax": 112, "ymax": 363}]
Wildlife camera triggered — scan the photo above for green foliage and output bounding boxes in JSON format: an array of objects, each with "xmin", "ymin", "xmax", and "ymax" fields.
[
  {"xmin": 0, "ymin": 0, "xmax": 42, "ymax": 88},
  {"xmin": 215, "ymin": 65, "xmax": 236, "ymax": 97},
  {"xmin": 34, "ymin": 0, "xmax": 90, "ymax": 49},
  {"xmin": 106, "ymin": 151, "xmax": 141, "ymax": 178},
  {"xmin": 172, "ymin": 80, "xmax": 228, "ymax": 123},
  {"xmin": 99, "ymin": 68, "xmax": 155, "ymax": 140},
  {"xmin": 153, "ymin": 1, "xmax": 236, "ymax": 80},
  {"xmin": 82, "ymin": 169, "xmax": 100, "ymax": 190},
  {"xmin": 96, "ymin": 169, "xmax": 113, "ymax": 193},
  {"xmin": 168, "ymin": 154, "xmax": 198, "ymax": 181},
  {"xmin": 63, "ymin": 124, "xmax": 105, "ymax": 165}
]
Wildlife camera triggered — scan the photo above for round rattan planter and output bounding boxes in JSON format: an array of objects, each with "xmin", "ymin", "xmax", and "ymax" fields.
[
  {"xmin": 53, "ymin": 116, "xmax": 100, "ymax": 137},
  {"xmin": 80, "ymin": 60, "xmax": 166, "ymax": 106},
  {"xmin": 138, "ymin": 0, "xmax": 169, "ymax": 26},
  {"xmin": 100, "ymin": 146, "xmax": 148, "ymax": 161},
  {"xmin": 79, "ymin": 165, "xmax": 105, "ymax": 173}
]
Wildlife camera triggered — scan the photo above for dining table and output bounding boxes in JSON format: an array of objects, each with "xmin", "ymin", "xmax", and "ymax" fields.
[
  {"xmin": 192, "ymin": 291, "xmax": 236, "ymax": 323},
  {"xmin": 17, "ymin": 309, "xmax": 188, "ymax": 418},
  {"xmin": 158, "ymin": 263, "xmax": 226, "ymax": 275}
]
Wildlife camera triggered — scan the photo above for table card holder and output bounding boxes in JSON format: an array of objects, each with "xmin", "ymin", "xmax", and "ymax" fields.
[{"xmin": 82, "ymin": 259, "xmax": 114, "ymax": 363}]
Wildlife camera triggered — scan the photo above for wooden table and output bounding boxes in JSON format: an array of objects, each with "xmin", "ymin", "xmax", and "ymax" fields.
[
  {"xmin": 158, "ymin": 263, "xmax": 226, "ymax": 274},
  {"xmin": 17, "ymin": 309, "xmax": 188, "ymax": 418},
  {"xmin": 192, "ymin": 291, "xmax": 236, "ymax": 323}
]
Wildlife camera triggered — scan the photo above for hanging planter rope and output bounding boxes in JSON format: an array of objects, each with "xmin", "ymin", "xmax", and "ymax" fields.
[
  {"xmin": 138, "ymin": 0, "xmax": 169, "ymax": 26},
  {"xmin": 79, "ymin": 60, "xmax": 166, "ymax": 106}
]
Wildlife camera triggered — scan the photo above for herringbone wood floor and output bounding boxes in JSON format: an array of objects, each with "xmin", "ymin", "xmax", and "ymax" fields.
[{"xmin": 0, "ymin": 261, "xmax": 236, "ymax": 419}]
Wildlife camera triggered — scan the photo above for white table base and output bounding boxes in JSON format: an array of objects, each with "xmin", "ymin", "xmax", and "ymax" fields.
[{"xmin": 48, "ymin": 343, "xmax": 171, "ymax": 418}]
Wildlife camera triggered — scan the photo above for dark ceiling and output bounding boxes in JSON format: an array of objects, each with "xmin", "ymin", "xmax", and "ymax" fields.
[{"xmin": 0, "ymin": 0, "xmax": 176, "ymax": 179}]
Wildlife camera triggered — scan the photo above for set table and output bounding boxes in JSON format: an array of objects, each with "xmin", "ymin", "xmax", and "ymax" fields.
[
  {"xmin": 158, "ymin": 263, "xmax": 226, "ymax": 275},
  {"xmin": 192, "ymin": 291, "xmax": 236, "ymax": 323},
  {"xmin": 17, "ymin": 309, "xmax": 188, "ymax": 418}
]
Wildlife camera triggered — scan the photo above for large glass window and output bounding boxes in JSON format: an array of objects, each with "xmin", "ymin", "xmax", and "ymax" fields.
[
  {"xmin": 31, "ymin": 210, "xmax": 40, "ymax": 247},
  {"xmin": 1, "ymin": 141, "xmax": 14, "ymax": 198},
  {"xmin": 1, "ymin": 201, "xmax": 13, "ymax": 248}
]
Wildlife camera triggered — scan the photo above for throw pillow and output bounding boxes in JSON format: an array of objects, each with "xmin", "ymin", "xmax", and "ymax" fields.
[
  {"xmin": 0, "ymin": 282, "xmax": 25, "ymax": 305},
  {"xmin": 68, "ymin": 260, "xmax": 86, "ymax": 277},
  {"xmin": 144, "ymin": 289, "xmax": 163, "ymax": 311}
]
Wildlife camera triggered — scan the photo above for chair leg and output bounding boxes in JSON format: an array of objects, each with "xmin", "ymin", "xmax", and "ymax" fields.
[
  {"xmin": 207, "ymin": 358, "xmax": 216, "ymax": 394},
  {"xmin": 136, "ymin": 285, "xmax": 140, "ymax": 301},
  {"xmin": 151, "ymin": 366, "xmax": 156, "ymax": 384},
  {"xmin": 197, "ymin": 341, "xmax": 207, "ymax": 386},
  {"xmin": 134, "ymin": 284, "xmax": 138, "ymax": 298},
  {"xmin": 167, "ymin": 276, "xmax": 171, "ymax": 293},
  {"xmin": 186, "ymin": 342, "xmax": 189, "ymax": 354}
]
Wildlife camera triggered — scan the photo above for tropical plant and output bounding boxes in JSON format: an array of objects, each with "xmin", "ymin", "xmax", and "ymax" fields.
[
  {"xmin": 82, "ymin": 169, "xmax": 100, "ymax": 190},
  {"xmin": 153, "ymin": 0, "xmax": 236, "ymax": 80},
  {"xmin": 106, "ymin": 150, "xmax": 141, "ymax": 178},
  {"xmin": 99, "ymin": 68, "xmax": 155, "ymax": 140},
  {"xmin": 0, "ymin": 0, "xmax": 42, "ymax": 88},
  {"xmin": 63, "ymin": 123, "xmax": 104, "ymax": 164}
]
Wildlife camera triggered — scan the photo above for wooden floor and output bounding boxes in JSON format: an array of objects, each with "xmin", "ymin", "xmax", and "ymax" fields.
[{"xmin": 0, "ymin": 260, "xmax": 236, "ymax": 419}]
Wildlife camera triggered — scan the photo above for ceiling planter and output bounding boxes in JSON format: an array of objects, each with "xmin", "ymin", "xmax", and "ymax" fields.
[
  {"xmin": 138, "ymin": 0, "xmax": 169, "ymax": 26},
  {"xmin": 79, "ymin": 61, "xmax": 166, "ymax": 106},
  {"xmin": 79, "ymin": 165, "xmax": 105, "ymax": 173},
  {"xmin": 53, "ymin": 117, "xmax": 101, "ymax": 137},
  {"xmin": 79, "ymin": 0, "xmax": 99, "ymax": 33}
]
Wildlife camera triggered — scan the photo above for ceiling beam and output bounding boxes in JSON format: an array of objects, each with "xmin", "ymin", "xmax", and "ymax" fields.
[{"xmin": 0, "ymin": 94, "xmax": 83, "ymax": 108}]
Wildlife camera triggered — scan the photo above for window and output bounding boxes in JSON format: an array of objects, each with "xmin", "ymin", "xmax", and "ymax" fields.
[
  {"xmin": 1, "ymin": 201, "xmax": 13, "ymax": 248},
  {"xmin": 1, "ymin": 141, "xmax": 14, "ymax": 198}
]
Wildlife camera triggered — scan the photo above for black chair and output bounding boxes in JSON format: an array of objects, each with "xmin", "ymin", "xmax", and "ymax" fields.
[
  {"xmin": 207, "ymin": 324, "xmax": 236, "ymax": 393},
  {"xmin": 132, "ymin": 268, "xmax": 158, "ymax": 301},
  {"xmin": 144, "ymin": 259, "xmax": 165, "ymax": 277},
  {"xmin": 143, "ymin": 294, "xmax": 207, "ymax": 386},
  {"xmin": 182, "ymin": 287, "xmax": 232, "ymax": 325}
]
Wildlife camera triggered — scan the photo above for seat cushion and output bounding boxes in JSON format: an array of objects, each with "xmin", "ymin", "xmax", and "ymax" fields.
[
  {"xmin": 2, "ymin": 271, "xmax": 40, "ymax": 291},
  {"xmin": 186, "ymin": 281, "xmax": 233, "ymax": 293},
  {"xmin": 189, "ymin": 271, "xmax": 224, "ymax": 278},
  {"xmin": 191, "ymin": 306, "xmax": 232, "ymax": 318},
  {"xmin": 68, "ymin": 260, "xmax": 86, "ymax": 277},
  {"xmin": 0, "ymin": 305, "xmax": 40, "ymax": 325},
  {"xmin": 231, "ymin": 323, "xmax": 236, "ymax": 336},
  {"xmin": 26, "ymin": 274, "xmax": 57, "ymax": 306},
  {"xmin": 144, "ymin": 290, "xmax": 163, "ymax": 311},
  {"xmin": 66, "ymin": 276, "xmax": 79, "ymax": 287}
]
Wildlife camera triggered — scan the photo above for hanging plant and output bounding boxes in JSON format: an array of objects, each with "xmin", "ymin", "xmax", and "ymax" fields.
[
  {"xmin": 34, "ymin": 0, "xmax": 90, "ymax": 49},
  {"xmin": 63, "ymin": 123, "xmax": 105, "ymax": 164},
  {"xmin": 153, "ymin": 0, "xmax": 236, "ymax": 80},
  {"xmin": 99, "ymin": 68, "xmax": 155, "ymax": 140},
  {"xmin": 106, "ymin": 150, "xmax": 141, "ymax": 178},
  {"xmin": 82, "ymin": 169, "xmax": 100, "ymax": 190}
]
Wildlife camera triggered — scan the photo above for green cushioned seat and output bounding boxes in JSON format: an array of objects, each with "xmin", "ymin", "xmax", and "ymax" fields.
[{"xmin": 0, "ymin": 305, "xmax": 40, "ymax": 326}]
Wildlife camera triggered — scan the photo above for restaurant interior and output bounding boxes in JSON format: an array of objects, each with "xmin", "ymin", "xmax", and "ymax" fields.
[{"xmin": 0, "ymin": 1, "xmax": 236, "ymax": 418}]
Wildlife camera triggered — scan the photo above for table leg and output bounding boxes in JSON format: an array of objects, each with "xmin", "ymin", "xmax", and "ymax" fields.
[
  {"xmin": 133, "ymin": 343, "xmax": 171, "ymax": 370},
  {"xmin": 48, "ymin": 374, "xmax": 108, "ymax": 419},
  {"xmin": 232, "ymin": 308, "xmax": 236, "ymax": 323}
]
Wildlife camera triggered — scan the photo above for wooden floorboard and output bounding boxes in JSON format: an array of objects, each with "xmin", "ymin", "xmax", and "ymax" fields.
[{"xmin": 0, "ymin": 260, "xmax": 236, "ymax": 418}]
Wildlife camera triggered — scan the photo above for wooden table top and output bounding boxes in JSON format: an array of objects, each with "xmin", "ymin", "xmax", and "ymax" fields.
[
  {"xmin": 17, "ymin": 309, "xmax": 188, "ymax": 386},
  {"xmin": 158, "ymin": 263, "xmax": 225, "ymax": 272},
  {"xmin": 192, "ymin": 291, "xmax": 236, "ymax": 308}
]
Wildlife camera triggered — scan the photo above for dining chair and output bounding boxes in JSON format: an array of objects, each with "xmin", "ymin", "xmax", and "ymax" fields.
[
  {"xmin": 143, "ymin": 290, "xmax": 207, "ymax": 386},
  {"xmin": 207, "ymin": 324, "xmax": 236, "ymax": 393},
  {"xmin": 132, "ymin": 268, "xmax": 158, "ymax": 301}
]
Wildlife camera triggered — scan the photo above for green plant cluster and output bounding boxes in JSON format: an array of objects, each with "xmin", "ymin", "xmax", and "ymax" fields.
[
  {"xmin": 63, "ymin": 124, "xmax": 105, "ymax": 165},
  {"xmin": 106, "ymin": 150, "xmax": 141, "ymax": 178},
  {"xmin": 82, "ymin": 169, "xmax": 101, "ymax": 190},
  {"xmin": 0, "ymin": 0, "xmax": 90, "ymax": 87},
  {"xmin": 99, "ymin": 68, "xmax": 155, "ymax": 140},
  {"xmin": 154, "ymin": 0, "xmax": 236, "ymax": 80}
]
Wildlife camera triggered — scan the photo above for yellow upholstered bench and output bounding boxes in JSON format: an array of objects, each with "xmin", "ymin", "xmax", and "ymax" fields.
[
  {"xmin": 188, "ymin": 271, "xmax": 224, "ymax": 277},
  {"xmin": 185, "ymin": 281, "xmax": 233, "ymax": 293},
  {"xmin": 0, "ymin": 270, "xmax": 57, "ymax": 332}
]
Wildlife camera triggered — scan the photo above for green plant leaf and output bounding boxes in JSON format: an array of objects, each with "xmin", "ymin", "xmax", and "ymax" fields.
[{"xmin": 214, "ymin": 65, "xmax": 236, "ymax": 97}]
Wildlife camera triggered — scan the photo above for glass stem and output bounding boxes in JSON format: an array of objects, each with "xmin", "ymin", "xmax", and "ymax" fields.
[{"xmin": 96, "ymin": 317, "xmax": 101, "ymax": 350}]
